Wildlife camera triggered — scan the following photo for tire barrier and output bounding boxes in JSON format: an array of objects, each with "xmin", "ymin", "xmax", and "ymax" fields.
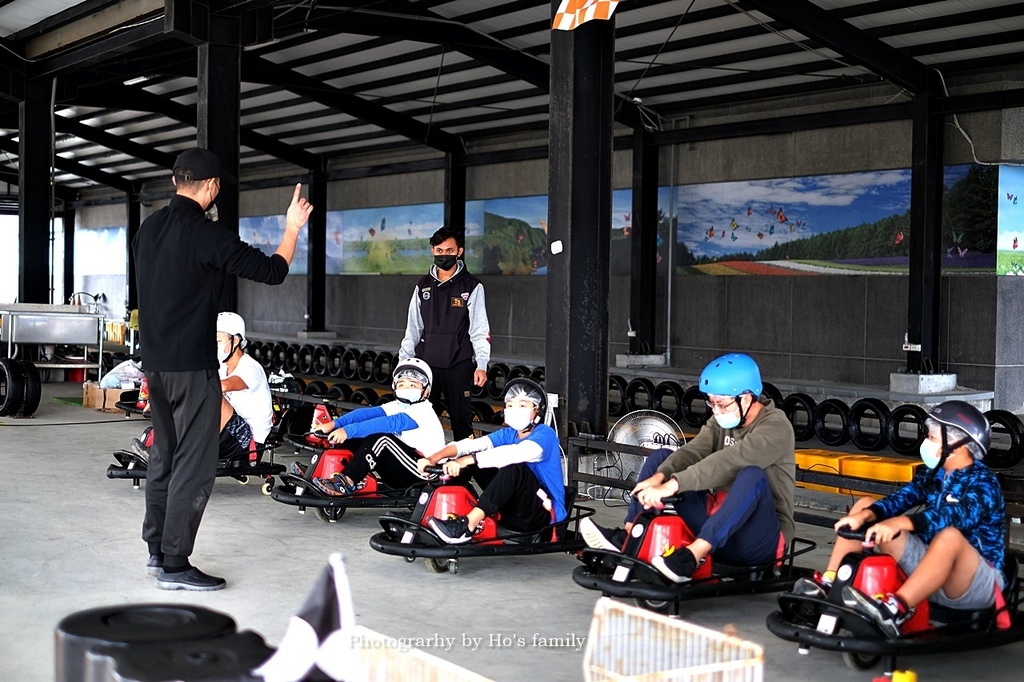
[
  {"xmin": 471, "ymin": 400, "xmax": 500, "ymax": 425},
  {"xmin": 311, "ymin": 345, "xmax": 331, "ymax": 377},
  {"xmin": 470, "ymin": 379, "xmax": 487, "ymax": 399},
  {"xmin": 530, "ymin": 366, "xmax": 546, "ymax": 384},
  {"xmin": 624, "ymin": 377, "xmax": 657, "ymax": 412},
  {"xmin": 680, "ymin": 384, "xmax": 711, "ymax": 428},
  {"xmin": 813, "ymin": 398, "xmax": 851, "ymax": 447},
  {"xmin": 19, "ymin": 360, "xmax": 42, "ymax": 417},
  {"xmin": 781, "ymin": 392, "xmax": 817, "ymax": 442},
  {"xmin": 259, "ymin": 342, "xmax": 274, "ymax": 369},
  {"xmin": 847, "ymin": 398, "xmax": 891, "ymax": 452},
  {"xmin": 508, "ymin": 364, "xmax": 532, "ymax": 380},
  {"xmin": 608, "ymin": 374, "xmax": 628, "ymax": 418},
  {"xmin": 356, "ymin": 350, "xmax": 377, "ymax": 383},
  {"xmin": 486, "ymin": 362, "xmax": 511, "ymax": 400},
  {"xmin": 349, "ymin": 387, "xmax": 379, "ymax": 406},
  {"xmin": 651, "ymin": 380, "xmax": 685, "ymax": 422},
  {"xmin": 885, "ymin": 404, "xmax": 928, "ymax": 456},
  {"xmin": 271, "ymin": 342, "xmax": 287, "ymax": 370},
  {"xmin": 983, "ymin": 409, "xmax": 1024, "ymax": 469},
  {"xmin": 340, "ymin": 348, "xmax": 360, "ymax": 380},
  {"xmin": 304, "ymin": 380, "xmax": 329, "ymax": 398},
  {"xmin": 375, "ymin": 392, "xmax": 395, "ymax": 406},
  {"xmin": 372, "ymin": 351, "xmax": 394, "ymax": 385},
  {"xmin": 326, "ymin": 382, "xmax": 352, "ymax": 402},
  {"xmin": 761, "ymin": 381, "xmax": 784, "ymax": 409},
  {"xmin": 248, "ymin": 341, "xmax": 265, "ymax": 367},
  {"xmin": 0, "ymin": 358, "xmax": 25, "ymax": 416},
  {"xmin": 327, "ymin": 346, "xmax": 345, "ymax": 378},
  {"xmin": 283, "ymin": 344, "xmax": 301, "ymax": 373},
  {"xmin": 297, "ymin": 345, "xmax": 315, "ymax": 375}
]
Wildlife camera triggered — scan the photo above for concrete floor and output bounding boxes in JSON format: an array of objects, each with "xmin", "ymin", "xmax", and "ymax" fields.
[{"xmin": 3, "ymin": 381, "xmax": 1023, "ymax": 681}]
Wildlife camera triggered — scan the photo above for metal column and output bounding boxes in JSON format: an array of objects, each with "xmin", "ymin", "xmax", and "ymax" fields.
[
  {"xmin": 19, "ymin": 79, "xmax": 53, "ymax": 304},
  {"xmin": 197, "ymin": 14, "xmax": 241, "ymax": 312},
  {"xmin": 126, "ymin": 191, "xmax": 141, "ymax": 313},
  {"xmin": 629, "ymin": 129, "xmax": 659, "ymax": 355},
  {"xmin": 306, "ymin": 168, "xmax": 327, "ymax": 332},
  {"xmin": 906, "ymin": 93, "xmax": 944, "ymax": 373},
  {"xmin": 445, "ymin": 153, "xmax": 467, "ymax": 233},
  {"xmin": 62, "ymin": 207, "xmax": 75, "ymax": 306},
  {"xmin": 546, "ymin": 10, "xmax": 615, "ymax": 436}
]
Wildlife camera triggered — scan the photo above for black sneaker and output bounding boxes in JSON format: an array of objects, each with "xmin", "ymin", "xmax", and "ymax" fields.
[
  {"xmin": 651, "ymin": 546, "xmax": 702, "ymax": 584},
  {"xmin": 130, "ymin": 438, "xmax": 150, "ymax": 464},
  {"xmin": 580, "ymin": 517, "xmax": 627, "ymax": 552},
  {"xmin": 146, "ymin": 554, "xmax": 163, "ymax": 577},
  {"xmin": 841, "ymin": 586, "xmax": 912, "ymax": 638},
  {"xmin": 157, "ymin": 566, "xmax": 227, "ymax": 592},
  {"xmin": 790, "ymin": 576, "xmax": 828, "ymax": 599},
  {"xmin": 427, "ymin": 515, "xmax": 473, "ymax": 544}
]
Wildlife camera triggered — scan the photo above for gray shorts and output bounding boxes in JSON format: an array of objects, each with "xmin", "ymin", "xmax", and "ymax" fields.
[{"xmin": 898, "ymin": 533, "xmax": 1004, "ymax": 609}]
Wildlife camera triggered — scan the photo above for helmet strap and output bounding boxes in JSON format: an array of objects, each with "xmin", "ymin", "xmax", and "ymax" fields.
[
  {"xmin": 937, "ymin": 426, "xmax": 971, "ymax": 469},
  {"xmin": 737, "ymin": 394, "xmax": 752, "ymax": 427}
]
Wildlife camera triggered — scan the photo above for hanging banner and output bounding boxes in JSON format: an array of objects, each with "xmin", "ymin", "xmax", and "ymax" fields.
[{"xmin": 552, "ymin": 0, "xmax": 621, "ymax": 31}]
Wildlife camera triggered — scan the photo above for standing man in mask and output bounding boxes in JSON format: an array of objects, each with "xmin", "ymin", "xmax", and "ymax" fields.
[
  {"xmin": 134, "ymin": 147, "xmax": 313, "ymax": 591},
  {"xmin": 399, "ymin": 226, "xmax": 491, "ymax": 442}
]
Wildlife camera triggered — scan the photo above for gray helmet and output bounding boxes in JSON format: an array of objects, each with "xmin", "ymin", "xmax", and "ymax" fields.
[{"xmin": 927, "ymin": 400, "xmax": 990, "ymax": 457}]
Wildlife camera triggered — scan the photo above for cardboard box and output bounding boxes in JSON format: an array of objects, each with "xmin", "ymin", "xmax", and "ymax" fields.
[{"xmin": 82, "ymin": 381, "xmax": 126, "ymax": 413}]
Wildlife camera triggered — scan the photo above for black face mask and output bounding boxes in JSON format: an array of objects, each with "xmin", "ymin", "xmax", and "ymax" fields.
[{"xmin": 433, "ymin": 254, "xmax": 458, "ymax": 271}]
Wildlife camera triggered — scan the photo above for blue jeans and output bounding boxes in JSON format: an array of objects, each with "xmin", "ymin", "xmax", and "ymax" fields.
[{"xmin": 626, "ymin": 449, "xmax": 779, "ymax": 566}]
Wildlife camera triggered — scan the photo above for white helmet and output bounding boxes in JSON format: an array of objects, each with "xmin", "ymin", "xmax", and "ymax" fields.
[
  {"xmin": 392, "ymin": 358, "xmax": 432, "ymax": 397},
  {"xmin": 216, "ymin": 312, "xmax": 247, "ymax": 349}
]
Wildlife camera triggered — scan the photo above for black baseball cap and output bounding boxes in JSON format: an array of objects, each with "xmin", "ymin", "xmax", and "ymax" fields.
[{"xmin": 173, "ymin": 147, "xmax": 221, "ymax": 181}]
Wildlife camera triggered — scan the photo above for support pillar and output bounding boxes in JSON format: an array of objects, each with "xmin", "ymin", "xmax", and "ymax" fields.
[
  {"xmin": 445, "ymin": 153, "xmax": 466, "ymax": 233},
  {"xmin": 126, "ymin": 191, "xmax": 141, "ymax": 313},
  {"xmin": 19, "ymin": 79, "xmax": 53, "ymax": 304},
  {"xmin": 197, "ymin": 14, "xmax": 241, "ymax": 312},
  {"xmin": 629, "ymin": 128, "xmax": 659, "ymax": 355},
  {"xmin": 306, "ymin": 168, "xmax": 327, "ymax": 332},
  {"xmin": 546, "ymin": 9, "xmax": 615, "ymax": 436}
]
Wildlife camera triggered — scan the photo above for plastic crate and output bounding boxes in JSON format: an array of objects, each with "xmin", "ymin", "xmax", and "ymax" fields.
[{"xmin": 583, "ymin": 598, "xmax": 763, "ymax": 682}]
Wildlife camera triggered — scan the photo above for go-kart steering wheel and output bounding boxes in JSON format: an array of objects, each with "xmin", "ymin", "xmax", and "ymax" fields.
[{"xmin": 836, "ymin": 525, "xmax": 867, "ymax": 541}]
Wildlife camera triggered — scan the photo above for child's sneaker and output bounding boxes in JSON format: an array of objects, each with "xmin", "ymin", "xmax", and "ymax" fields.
[
  {"xmin": 313, "ymin": 474, "xmax": 356, "ymax": 496},
  {"xmin": 580, "ymin": 518, "xmax": 627, "ymax": 553},
  {"xmin": 427, "ymin": 515, "xmax": 473, "ymax": 544},
  {"xmin": 129, "ymin": 438, "xmax": 150, "ymax": 464},
  {"xmin": 289, "ymin": 461, "xmax": 307, "ymax": 477},
  {"xmin": 650, "ymin": 545, "xmax": 704, "ymax": 584},
  {"xmin": 841, "ymin": 587, "xmax": 913, "ymax": 638},
  {"xmin": 790, "ymin": 576, "xmax": 829, "ymax": 599}
]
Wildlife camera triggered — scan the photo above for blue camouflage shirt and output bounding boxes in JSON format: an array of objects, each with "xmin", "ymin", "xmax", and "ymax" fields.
[{"xmin": 869, "ymin": 461, "xmax": 1006, "ymax": 578}]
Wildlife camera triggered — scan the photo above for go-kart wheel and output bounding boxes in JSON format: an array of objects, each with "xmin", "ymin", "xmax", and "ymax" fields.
[
  {"xmin": 424, "ymin": 558, "xmax": 447, "ymax": 573},
  {"xmin": 261, "ymin": 481, "xmax": 273, "ymax": 495},
  {"xmin": 404, "ymin": 556, "xmax": 416, "ymax": 564},
  {"xmin": 841, "ymin": 651, "xmax": 880, "ymax": 671},
  {"xmin": 314, "ymin": 506, "xmax": 347, "ymax": 523},
  {"xmin": 447, "ymin": 559, "xmax": 458, "ymax": 575},
  {"xmin": 237, "ymin": 475, "xmax": 249, "ymax": 485},
  {"xmin": 633, "ymin": 598, "xmax": 673, "ymax": 615}
]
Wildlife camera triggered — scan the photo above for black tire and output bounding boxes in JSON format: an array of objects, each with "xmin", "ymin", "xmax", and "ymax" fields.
[
  {"xmin": 471, "ymin": 400, "xmax": 496, "ymax": 424},
  {"xmin": 356, "ymin": 350, "xmax": 377, "ymax": 383},
  {"xmin": 375, "ymin": 392, "xmax": 395, "ymax": 406},
  {"xmin": 248, "ymin": 340, "xmax": 264, "ymax": 365},
  {"xmin": 842, "ymin": 651, "xmax": 880, "ymax": 672},
  {"xmin": 314, "ymin": 506, "xmax": 347, "ymax": 523},
  {"xmin": 372, "ymin": 351, "xmax": 394, "ymax": 385},
  {"xmin": 486, "ymin": 363, "xmax": 510, "ymax": 400},
  {"xmin": 848, "ymin": 398, "xmax": 891, "ymax": 451},
  {"xmin": 326, "ymin": 383, "xmax": 352, "ymax": 402},
  {"xmin": 508, "ymin": 364, "xmax": 532, "ymax": 380},
  {"xmin": 259, "ymin": 342, "xmax": 274, "ymax": 369},
  {"xmin": 311, "ymin": 345, "xmax": 331, "ymax": 376},
  {"xmin": 633, "ymin": 598, "xmax": 673, "ymax": 615},
  {"xmin": 424, "ymin": 557, "xmax": 447, "ymax": 573},
  {"xmin": 0, "ymin": 358, "xmax": 26, "ymax": 416},
  {"xmin": 349, "ymin": 387, "xmax": 379, "ymax": 406},
  {"xmin": 984, "ymin": 409, "xmax": 1024, "ymax": 469},
  {"xmin": 284, "ymin": 344, "xmax": 301, "ymax": 372},
  {"xmin": 781, "ymin": 393, "xmax": 817, "ymax": 442},
  {"xmin": 19, "ymin": 360, "xmax": 42, "ymax": 416},
  {"xmin": 530, "ymin": 366, "xmax": 546, "ymax": 384},
  {"xmin": 813, "ymin": 398, "xmax": 850, "ymax": 447},
  {"xmin": 761, "ymin": 381, "xmax": 783, "ymax": 409},
  {"xmin": 680, "ymin": 385, "xmax": 711, "ymax": 428},
  {"xmin": 340, "ymin": 348, "xmax": 360, "ymax": 380},
  {"xmin": 304, "ymin": 380, "xmax": 329, "ymax": 397},
  {"xmin": 271, "ymin": 342, "xmax": 287, "ymax": 370},
  {"xmin": 297, "ymin": 345, "xmax": 315, "ymax": 374},
  {"xmin": 885, "ymin": 404, "xmax": 928, "ymax": 456},
  {"xmin": 651, "ymin": 381, "xmax": 685, "ymax": 422},
  {"xmin": 327, "ymin": 346, "xmax": 345, "ymax": 378},
  {"xmin": 624, "ymin": 377, "xmax": 657, "ymax": 412},
  {"xmin": 608, "ymin": 374, "xmax": 628, "ymax": 418}
]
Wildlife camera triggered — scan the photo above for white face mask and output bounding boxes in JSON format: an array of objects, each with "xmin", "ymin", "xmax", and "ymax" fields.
[
  {"xmin": 504, "ymin": 406, "xmax": 535, "ymax": 431},
  {"xmin": 395, "ymin": 388, "xmax": 423, "ymax": 404},
  {"xmin": 920, "ymin": 439, "xmax": 942, "ymax": 469},
  {"xmin": 217, "ymin": 343, "xmax": 230, "ymax": 364},
  {"xmin": 714, "ymin": 412, "xmax": 741, "ymax": 430}
]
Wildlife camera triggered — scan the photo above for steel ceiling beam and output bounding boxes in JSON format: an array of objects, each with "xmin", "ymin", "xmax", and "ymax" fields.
[
  {"xmin": 55, "ymin": 116, "xmax": 177, "ymax": 170},
  {"xmin": 737, "ymin": 0, "xmax": 941, "ymax": 96},
  {"xmin": 0, "ymin": 135, "xmax": 134, "ymax": 193}
]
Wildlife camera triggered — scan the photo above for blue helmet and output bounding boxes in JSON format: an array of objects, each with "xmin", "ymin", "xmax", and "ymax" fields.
[{"xmin": 699, "ymin": 353, "xmax": 762, "ymax": 397}]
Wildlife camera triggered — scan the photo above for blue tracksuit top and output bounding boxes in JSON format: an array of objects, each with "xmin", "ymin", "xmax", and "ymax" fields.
[
  {"xmin": 868, "ymin": 461, "xmax": 1006, "ymax": 578},
  {"xmin": 488, "ymin": 424, "xmax": 567, "ymax": 522}
]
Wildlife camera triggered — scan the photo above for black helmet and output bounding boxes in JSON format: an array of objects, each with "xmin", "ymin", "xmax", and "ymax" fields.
[
  {"xmin": 502, "ymin": 377, "xmax": 547, "ymax": 416},
  {"xmin": 927, "ymin": 400, "xmax": 990, "ymax": 457}
]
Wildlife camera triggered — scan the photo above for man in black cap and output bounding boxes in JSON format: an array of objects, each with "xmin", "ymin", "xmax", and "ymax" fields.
[{"xmin": 134, "ymin": 146, "xmax": 313, "ymax": 591}]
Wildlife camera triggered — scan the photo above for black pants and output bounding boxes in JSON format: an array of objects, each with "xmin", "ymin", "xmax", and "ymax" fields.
[
  {"xmin": 430, "ymin": 358, "xmax": 475, "ymax": 441},
  {"xmin": 341, "ymin": 434, "xmax": 429, "ymax": 489},
  {"xmin": 476, "ymin": 463, "xmax": 550, "ymax": 532},
  {"xmin": 143, "ymin": 369, "xmax": 221, "ymax": 560}
]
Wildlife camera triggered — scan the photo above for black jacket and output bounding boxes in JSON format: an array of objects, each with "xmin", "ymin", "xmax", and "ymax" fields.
[{"xmin": 133, "ymin": 195, "xmax": 289, "ymax": 371}]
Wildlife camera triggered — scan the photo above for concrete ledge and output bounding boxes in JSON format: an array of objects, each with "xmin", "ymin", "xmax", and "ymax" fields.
[
  {"xmin": 614, "ymin": 353, "xmax": 668, "ymax": 368},
  {"xmin": 889, "ymin": 372, "xmax": 957, "ymax": 394}
]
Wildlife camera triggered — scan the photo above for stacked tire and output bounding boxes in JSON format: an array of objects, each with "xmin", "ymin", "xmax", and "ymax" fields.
[{"xmin": 0, "ymin": 358, "xmax": 43, "ymax": 416}]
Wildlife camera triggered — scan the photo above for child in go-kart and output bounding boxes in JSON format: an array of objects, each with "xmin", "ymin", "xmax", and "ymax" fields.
[
  {"xmin": 308, "ymin": 358, "xmax": 445, "ymax": 495},
  {"xmin": 793, "ymin": 400, "xmax": 1006, "ymax": 638},
  {"xmin": 580, "ymin": 353, "xmax": 796, "ymax": 583},
  {"xmin": 416, "ymin": 377, "xmax": 567, "ymax": 544}
]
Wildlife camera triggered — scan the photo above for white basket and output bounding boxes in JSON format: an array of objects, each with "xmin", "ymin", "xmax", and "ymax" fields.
[
  {"xmin": 343, "ymin": 625, "xmax": 495, "ymax": 682},
  {"xmin": 583, "ymin": 598, "xmax": 764, "ymax": 682}
]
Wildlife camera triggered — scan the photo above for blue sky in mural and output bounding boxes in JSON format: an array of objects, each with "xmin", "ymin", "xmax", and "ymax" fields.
[
  {"xmin": 241, "ymin": 215, "xmax": 308, "ymax": 275},
  {"xmin": 483, "ymin": 194, "xmax": 548, "ymax": 228},
  {"xmin": 998, "ymin": 166, "xmax": 1024, "ymax": 247},
  {"xmin": 677, "ymin": 166, "xmax": 971, "ymax": 260}
]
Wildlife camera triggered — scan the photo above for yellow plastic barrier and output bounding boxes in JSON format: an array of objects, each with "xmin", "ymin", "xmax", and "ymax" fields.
[{"xmin": 795, "ymin": 449, "xmax": 849, "ymax": 495}]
